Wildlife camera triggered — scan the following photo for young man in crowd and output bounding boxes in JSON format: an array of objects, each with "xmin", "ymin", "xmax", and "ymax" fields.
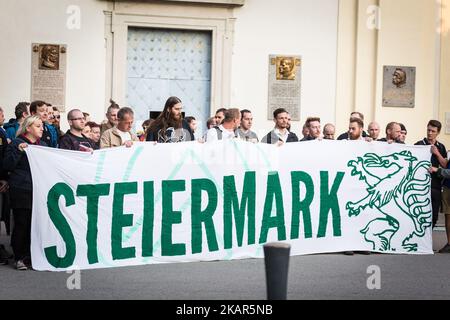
[
  {"xmin": 206, "ymin": 108, "xmax": 241, "ymax": 142},
  {"xmin": 4, "ymin": 102, "xmax": 30, "ymax": 142},
  {"xmin": 262, "ymin": 108, "xmax": 298, "ymax": 145},
  {"xmin": 348, "ymin": 117, "xmax": 365, "ymax": 141},
  {"xmin": 59, "ymin": 109, "xmax": 95, "ymax": 152},
  {"xmin": 101, "ymin": 100, "xmax": 120, "ymax": 135},
  {"xmin": 368, "ymin": 121, "xmax": 381, "ymax": 141},
  {"xmin": 86, "ymin": 122, "xmax": 101, "ymax": 149},
  {"xmin": 398, "ymin": 123, "xmax": 408, "ymax": 143},
  {"xmin": 214, "ymin": 108, "xmax": 227, "ymax": 126},
  {"xmin": 236, "ymin": 109, "xmax": 259, "ymax": 143},
  {"xmin": 337, "ymin": 112, "xmax": 368, "ymax": 140},
  {"xmin": 29, "ymin": 100, "xmax": 58, "ymax": 148},
  {"xmin": 300, "ymin": 117, "xmax": 321, "ymax": 141},
  {"xmin": 415, "ymin": 120, "xmax": 448, "ymax": 229},
  {"xmin": 323, "ymin": 123, "xmax": 335, "ymax": 140},
  {"xmin": 101, "ymin": 107, "xmax": 139, "ymax": 148}
]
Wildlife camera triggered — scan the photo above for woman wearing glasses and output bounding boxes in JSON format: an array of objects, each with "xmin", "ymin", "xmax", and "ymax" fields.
[{"xmin": 3, "ymin": 115, "xmax": 47, "ymax": 270}]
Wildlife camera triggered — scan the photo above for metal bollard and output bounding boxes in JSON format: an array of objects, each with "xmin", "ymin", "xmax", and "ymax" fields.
[{"xmin": 263, "ymin": 242, "xmax": 291, "ymax": 300}]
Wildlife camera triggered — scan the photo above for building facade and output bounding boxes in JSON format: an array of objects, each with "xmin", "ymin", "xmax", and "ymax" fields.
[{"xmin": 0, "ymin": 0, "xmax": 449, "ymax": 145}]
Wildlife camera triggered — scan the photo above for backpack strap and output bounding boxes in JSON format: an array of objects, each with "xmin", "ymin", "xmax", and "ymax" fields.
[{"xmin": 214, "ymin": 126, "xmax": 223, "ymax": 140}]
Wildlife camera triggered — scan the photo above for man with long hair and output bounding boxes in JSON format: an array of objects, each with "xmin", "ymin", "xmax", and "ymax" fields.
[{"xmin": 146, "ymin": 96, "xmax": 194, "ymax": 143}]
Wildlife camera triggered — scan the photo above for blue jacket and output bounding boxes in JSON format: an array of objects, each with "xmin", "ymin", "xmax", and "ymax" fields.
[{"xmin": 3, "ymin": 119, "xmax": 19, "ymax": 141}]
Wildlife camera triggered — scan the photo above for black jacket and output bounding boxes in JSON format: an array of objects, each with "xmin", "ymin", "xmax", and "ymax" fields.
[
  {"xmin": 59, "ymin": 130, "xmax": 95, "ymax": 151},
  {"xmin": 3, "ymin": 136, "xmax": 47, "ymax": 208}
]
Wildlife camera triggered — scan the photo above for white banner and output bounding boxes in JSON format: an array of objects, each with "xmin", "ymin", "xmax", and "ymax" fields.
[{"xmin": 26, "ymin": 140, "xmax": 433, "ymax": 271}]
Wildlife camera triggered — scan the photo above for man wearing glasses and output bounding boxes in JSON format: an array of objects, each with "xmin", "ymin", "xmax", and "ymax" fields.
[{"xmin": 59, "ymin": 109, "xmax": 94, "ymax": 152}]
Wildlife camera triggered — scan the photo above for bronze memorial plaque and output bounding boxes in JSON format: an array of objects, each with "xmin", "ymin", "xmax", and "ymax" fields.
[
  {"xmin": 268, "ymin": 55, "xmax": 301, "ymax": 121},
  {"xmin": 382, "ymin": 65, "xmax": 416, "ymax": 108},
  {"xmin": 31, "ymin": 43, "xmax": 67, "ymax": 111}
]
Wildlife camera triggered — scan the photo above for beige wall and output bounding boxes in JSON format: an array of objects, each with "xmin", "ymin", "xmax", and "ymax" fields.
[
  {"xmin": 231, "ymin": 0, "xmax": 339, "ymax": 137},
  {"xmin": 0, "ymin": 0, "xmax": 108, "ymax": 129},
  {"xmin": 336, "ymin": 0, "xmax": 445, "ymax": 145}
]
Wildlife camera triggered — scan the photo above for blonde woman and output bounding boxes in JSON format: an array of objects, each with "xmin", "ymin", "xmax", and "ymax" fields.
[{"xmin": 4, "ymin": 115, "xmax": 46, "ymax": 270}]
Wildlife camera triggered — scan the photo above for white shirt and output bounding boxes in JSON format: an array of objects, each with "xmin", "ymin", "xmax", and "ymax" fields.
[
  {"xmin": 206, "ymin": 125, "xmax": 237, "ymax": 142},
  {"xmin": 117, "ymin": 129, "xmax": 132, "ymax": 144},
  {"xmin": 274, "ymin": 128, "xmax": 290, "ymax": 143}
]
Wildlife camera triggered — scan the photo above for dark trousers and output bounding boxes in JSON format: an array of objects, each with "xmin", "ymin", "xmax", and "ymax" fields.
[
  {"xmin": 11, "ymin": 208, "xmax": 32, "ymax": 261},
  {"xmin": 431, "ymin": 188, "xmax": 442, "ymax": 228}
]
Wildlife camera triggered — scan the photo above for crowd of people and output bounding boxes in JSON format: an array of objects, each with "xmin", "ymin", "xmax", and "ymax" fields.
[{"xmin": 0, "ymin": 96, "xmax": 449, "ymax": 270}]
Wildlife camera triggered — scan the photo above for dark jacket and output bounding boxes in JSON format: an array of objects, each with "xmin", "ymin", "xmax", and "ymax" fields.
[
  {"xmin": 3, "ymin": 136, "xmax": 47, "ymax": 209},
  {"xmin": 415, "ymin": 138, "xmax": 447, "ymax": 190},
  {"xmin": 0, "ymin": 128, "xmax": 9, "ymax": 180},
  {"xmin": 42, "ymin": 123, "xmax": 58, "ymax": 148},
  {"xmin": 262, "ymin": 130, "xmax": 299, "ymax": 144},
  {"xmin": 0, "ymin": 128, "xmax": 10, "ymax": 233},
  {"xmin": 59, "ymin": 130, "xmax": 95, "ymax": 151}
]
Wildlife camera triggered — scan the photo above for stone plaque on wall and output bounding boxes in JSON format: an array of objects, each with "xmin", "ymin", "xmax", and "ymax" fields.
[
  {"xmin": 382, "ymin": 65, "xmax": 416, "ymax": 108},
  {"xmin": 268, "ymin": 55, "xmax": 301, "ymax": 121},
  {"xmin": 31, "ymin": 43, "xmax": 67, "ymax": 111}
]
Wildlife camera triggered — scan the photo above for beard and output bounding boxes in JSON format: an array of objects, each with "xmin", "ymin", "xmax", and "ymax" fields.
[{"xmin": 168, "ymin": 114, "xmax": 183, "ymax": 129}]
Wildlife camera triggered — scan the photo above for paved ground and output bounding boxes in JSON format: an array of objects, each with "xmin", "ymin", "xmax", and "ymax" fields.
[{"xmin": 0, "ymin": 218, "xmax": 449, "ymax": 300}]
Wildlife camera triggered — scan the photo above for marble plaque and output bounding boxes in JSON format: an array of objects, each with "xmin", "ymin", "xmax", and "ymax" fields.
[
  {"xmin": 268, "ymin": 55, "xmax": 301, "ymax": 121},
  {"xmin": 382, "ymin": 66, "xmax": 416, "ymax": 108},
  {"xmin": 31, "ymin": 44, "xmax": 67, "ymax": 111}
]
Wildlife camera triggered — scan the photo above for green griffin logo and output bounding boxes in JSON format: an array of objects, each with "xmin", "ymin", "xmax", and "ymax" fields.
[{"xmin": 346, "ymin": 151, "xmax": 432, "ymax": 252}]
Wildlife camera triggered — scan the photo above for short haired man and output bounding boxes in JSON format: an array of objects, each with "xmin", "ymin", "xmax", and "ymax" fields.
[
  {"xmin": 185, "ymin": 116, "xmax": 197, "ymax": 134},
  {"xmin": 300, "ymin": 117, "xmax": 321, "ymax": 141},
  {"xmin": 348, "ymin": 118, "xmax": 364, "ymax": 141},
  {"xmin": 262, "ymin": 108, "xmax": 298, "ymax": 145},
  {"xmin": 101, "ymin": 107, "xmax": 139, "ymax": 148},
  {"xmin": 337, "ymin": 112, "xmax": 368, "ymax": 140},
  {"xmin": 301, "ymin": 123, "xmax": 309, "ymax": 140},
  {"xmin": 206, "ymin": 108, "xmax": 241, "ymax": 142},
  {"xmin": 4, "ymin": 102, "xmax": 30, "ymax": 141},
  {"xmin": 415, "ymin": 120, "xmax": 448, "ymax": 229},
  {"xmin": 237, "ymin": 109, "xmax": 258, "ymax": 143},
  {"xmin": 214, "ymin": 108, "xmax": 227, "ymax": 125},
  {"xmin": 86, "ymin": 121, "xmax": 101, "ymax": 150},
  {"xmin": 368, "ymin": 121, "xmax": 381, "ymax": 141},
  {"xmin": 101, "ymin": 100, "xmax": 120, "ymax": 135},
  {"xmin": 378, "ymin": 122, "xmax": 404, "ymax": 144},
  {"xmin": 59, "ymin": 109, "xmax": 95, "ymax": 152},
  {"xmin": 323, "ymin": 123, "xmax": 335, "ymax": 140},
  {"xmin": 398, "ymin": 123, "xmax": 407, "ymax": 143},
  {"xmin": 29, "ymin": 100, "xmax": 58, "ymax": 147}
]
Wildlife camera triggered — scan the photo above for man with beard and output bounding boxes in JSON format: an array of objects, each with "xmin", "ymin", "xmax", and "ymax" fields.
[
  {"xmin": 378, "ymin": 122, "xmax": 404, "ymax": 144},
  {"xmin": 300, "ymin": 117, "xmax": 322, "ymax": 141},
  {"xmin": 146, "ymin": 96, "xmax": 194, "ymax": 143},
  {"xmin": 347, "ymin": 117, "xmax": 365, "ymax": 141},
  {"xmin": 262, "ymin": 108, "xmax": 298, "ymax": 145}
]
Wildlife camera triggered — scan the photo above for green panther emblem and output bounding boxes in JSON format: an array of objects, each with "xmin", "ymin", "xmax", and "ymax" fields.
[{"xmin": 346, "ymin": 151, "xmax": 432, "ymax": 252}]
